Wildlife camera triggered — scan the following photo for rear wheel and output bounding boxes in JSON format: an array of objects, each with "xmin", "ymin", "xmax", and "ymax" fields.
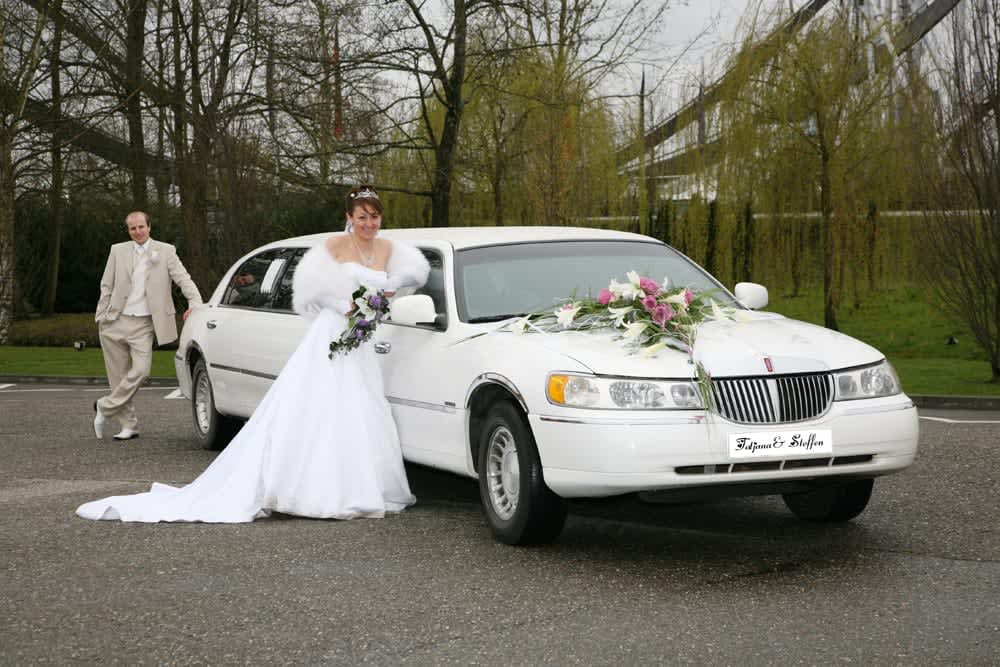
[
  {"xmin": 191, "ymin": 357, "xmax": 242, "ymax": 451},
  {"xmin": 477, "ymin": 401, "xmax": 567, "ymax": 545},
  {"xmin": 782, "ymin": 478, "xmax": 874, "ymax": 522}
]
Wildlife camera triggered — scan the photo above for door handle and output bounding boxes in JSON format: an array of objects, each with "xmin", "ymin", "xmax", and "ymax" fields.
[
  {"xmin": 374, "ymin": 341, "xmax": 391, "ymax": 354},
  {"xmin": 206, "ymin": 320, "xmax": 217, "ymax": 329}
]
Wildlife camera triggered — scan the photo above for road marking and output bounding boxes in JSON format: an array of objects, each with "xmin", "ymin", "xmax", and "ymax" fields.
[
  {"xmin": 920, "ymin": 416, "xmax": 1000, "ymax": 425},
  {"xmin": 0, "ymin": 386, "xmax": 176, "ymax": 394},
  {"xmin": 164, "ymin": 389, "xmax": 184, "ymax": 399}
]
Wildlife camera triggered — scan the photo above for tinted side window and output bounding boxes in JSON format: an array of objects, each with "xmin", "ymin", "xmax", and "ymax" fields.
[
  {"xmin": 222, "ymin": 250, "xmax": 284, "ymax": 309},
  {"xmin": 271, "ymin": 249, "xmax": 306, "ymax": 312}
]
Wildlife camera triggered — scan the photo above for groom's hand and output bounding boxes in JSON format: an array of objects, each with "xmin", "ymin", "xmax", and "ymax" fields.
[{"xmin": 183, "ymin": 308, "xmax": 192, "ymax": 321}]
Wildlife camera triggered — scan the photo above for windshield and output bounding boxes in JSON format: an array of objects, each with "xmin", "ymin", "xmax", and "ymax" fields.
[{"xmin": 455, "ymin": 240, "xmax": 736, "ymax": 322}]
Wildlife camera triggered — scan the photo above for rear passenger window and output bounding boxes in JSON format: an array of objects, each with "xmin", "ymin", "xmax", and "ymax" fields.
[
  {"xmin": 414, "ymin": 248, "xmax": 447, "ymax": 328},
  {"xmin": 271, "ymin": 249, "xmax": 306, "ymax": 312},
  {"xmin": 223, "ymin": 250, "xmax": 284, "ymax": 309}
]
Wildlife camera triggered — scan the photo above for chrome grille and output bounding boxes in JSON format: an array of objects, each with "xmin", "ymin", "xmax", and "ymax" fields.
[{"xmin": 710, "ymin": 373, "xmax": 834, "ymax": 424}]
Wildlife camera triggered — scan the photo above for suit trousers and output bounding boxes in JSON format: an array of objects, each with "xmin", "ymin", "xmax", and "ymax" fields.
[{"xmin": 97, "ymin": 314, "xmax": 155, "ymax": 429}]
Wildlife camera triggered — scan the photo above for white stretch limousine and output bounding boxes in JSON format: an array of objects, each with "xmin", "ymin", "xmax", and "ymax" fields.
[{"xmin": 175, "ymin": 227, "xmax": 919, "ymax": 544}]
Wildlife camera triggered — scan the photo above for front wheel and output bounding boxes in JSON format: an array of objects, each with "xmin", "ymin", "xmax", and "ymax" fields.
[
  {"xmin": 191, "ymin": 358, "xmax": 242, "ymax": 451},
  {"xmin": 477, "ymin": 401, "xmax": 567, "ymax": 545},
  {"xmin": 782, "ymin": 478, "xmax": 874, "ymax": 522}
]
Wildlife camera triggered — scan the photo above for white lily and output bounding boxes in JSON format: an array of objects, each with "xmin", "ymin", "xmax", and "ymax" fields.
[
  {"xmin": 733, "ymin": 308, "xmax": 755, "ymax": 323},
  {"xmin": 707, "ymin": 299, "xmax": 728, "ymax": 321},
  {"xmin": 509, "ymin": 317, "xmax": 529, "ymax": 335},
  {"xmin": 622, "ymin": 321, "xmax": 648, "ymax": 341},
  {"xmin": 555, "ymin": 304, "xmax": 581, "ymax": 328},
  {"xmin": 608, "ymin": 305, "xmax": 633, "ymax": 327},
  {"xmin": 664, "ymin": 292, "xmax": 689, "ymax": 310},
  {"xmin": 640, "ymin": 341, "xmax": 668, "ymax": 357},
  {"xmin": 355, "ymin": 297, "xmax": 375, "ymax": 319},
  {"xmin": 608, "ymin": 278, "xmax": 633, "ymax": 300}
]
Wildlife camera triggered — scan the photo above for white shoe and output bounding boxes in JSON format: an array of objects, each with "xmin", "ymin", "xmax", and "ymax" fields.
[
  {"xmin": 113, "ymin": 428, "xmax": 140, "ymax": 441},
  {"xmin": 93, "ymin": 409, "xmax": 106, "ymax": 439}
]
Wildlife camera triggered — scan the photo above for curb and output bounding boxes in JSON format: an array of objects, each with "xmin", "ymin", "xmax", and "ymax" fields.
[
  {"xmin": 2, "ymin": 375, "xmax": 998, "ymax": 410},
  {"xmin": 909, "ymin": 394, "xmax": 1000, "ymax": 411},
  {"xmin": 0, "ymin": 375, "xmax": 178, "ymax": 387}
]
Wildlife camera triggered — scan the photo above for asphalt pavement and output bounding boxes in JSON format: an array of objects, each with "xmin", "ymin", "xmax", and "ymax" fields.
[{"xmin": 1, "ymin": 382, "xmax": 998, "ymax": 665}]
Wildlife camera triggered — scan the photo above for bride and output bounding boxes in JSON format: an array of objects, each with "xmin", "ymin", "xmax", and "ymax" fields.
[{"xmin": 76, "ymin": 184, "xmax": 430, "ymax": 522}]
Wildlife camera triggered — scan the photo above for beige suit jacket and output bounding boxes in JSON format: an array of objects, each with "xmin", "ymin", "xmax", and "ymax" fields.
[{"xmin": 95, "ymin": 239, "xmax": 202, "ymax": 345}]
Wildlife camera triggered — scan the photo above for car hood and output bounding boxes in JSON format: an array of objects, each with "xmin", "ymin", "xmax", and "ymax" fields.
[{"xmin": 495, "ymin": 311, "xmax": 884, "ymax": 379}]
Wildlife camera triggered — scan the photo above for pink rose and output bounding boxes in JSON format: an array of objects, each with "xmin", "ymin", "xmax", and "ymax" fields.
[
  {"xmin": 652, "ymin": 303, "xmax": 675, "ymax": 327},
  {"xmin": 639, "ymin": 277, "xmax": 659, "ymax": 295},
  {"xmin": 597, "ymin": 288, "xmax": 613, "ymax": 305},
  {"xmin": 684, "ymin": 288, "xmax": 694, "ymax": 306},
  {"xmin": 642, "ymin": 295, "xmax": 658, "ymax": 312}
]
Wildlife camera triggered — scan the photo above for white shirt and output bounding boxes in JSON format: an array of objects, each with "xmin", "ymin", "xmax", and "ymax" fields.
[{"xmin": 123, "ymin": 240, "xmax": 152, "ymax": 317}]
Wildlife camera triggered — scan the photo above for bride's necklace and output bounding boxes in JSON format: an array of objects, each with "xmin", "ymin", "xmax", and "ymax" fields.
[{"xmin": 349, "ymin": 232, "xmax": 375, "ymax": 266}]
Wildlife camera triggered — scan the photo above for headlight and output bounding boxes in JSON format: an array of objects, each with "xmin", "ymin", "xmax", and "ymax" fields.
[
  {"xmin": 546, "ymin": 373, "xmax": 703, "ymax": 410},
  {"xmin": 833, "ymin": 360, "xmax": 901, "ymax": 400}
]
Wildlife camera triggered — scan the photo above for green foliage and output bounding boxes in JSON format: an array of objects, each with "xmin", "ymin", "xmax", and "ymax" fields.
[{"xmin": 713, "ymin": 7, "xmax": 908, "ymax": 328}]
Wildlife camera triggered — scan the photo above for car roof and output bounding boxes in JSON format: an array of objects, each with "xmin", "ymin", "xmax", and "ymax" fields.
[{"xmin": 256, "ymin": 226, "xmax": 658, "ymax": 252}]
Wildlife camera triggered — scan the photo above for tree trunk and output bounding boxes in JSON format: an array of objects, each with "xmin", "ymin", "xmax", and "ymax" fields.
[
  {"xmin": 820, "ymin": 152, "xmax": 839, "ymax": 331},
  {"xmin": 0, "ymin": 137, "xmax": 16, "ymax": 344},
  {"xmin": 125, "ymin": 0, "xmax": 149, "ymax": 208},
  {"xmin": 179, "ymin": 0, "xmax": 210, "ymax": 290},
  {"xmin": 429, "ymin": 0, "xmax": 467, "ymax": 228},
  {"xmin": 43, "ymin": 5, "xmax": 65, "ymax": 316},
  {"xmin": 705, "ymin": 199, "xmax": 718, "ymax": 276}
]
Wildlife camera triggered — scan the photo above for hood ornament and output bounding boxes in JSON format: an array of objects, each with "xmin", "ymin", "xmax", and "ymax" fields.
[{"xmin": 763, "ymin": 356, "xmax": 774, "ymax": 373}]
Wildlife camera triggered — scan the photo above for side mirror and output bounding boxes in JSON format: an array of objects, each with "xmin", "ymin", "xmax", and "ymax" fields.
[
  {"xmin": 734, "ymin": 282, "xmax": 768, "ymax": 310},
  {"xmin": 390, "ymin": 294, "xmax": 439, "ymax": 327}
]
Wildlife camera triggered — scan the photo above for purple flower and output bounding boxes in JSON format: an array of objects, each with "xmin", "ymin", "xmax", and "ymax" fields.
[
  {"xmin": 642, "ymin": 295, "xmax": 658, "ymax": 312},
  {"xmin": 368, "ymin": 294, "xmax": 384, "ymax": 309},
  {"xmin": 651, "ymin": 303, "xmax": 675, "ymax": 327},
  {"xmin": 597, "ymin": 288, "xmax": 613, "ymax": 305},
  {"xmin": 639, "ymin": 277, "xmax": 659, "ymax": 295},
  {"xmin": 354, "ymin": 329, "xmax": 365, "ymax": 339},
  {"xmin": 356, "ymin": 318, "xmax": 370, "ymax": 329}
]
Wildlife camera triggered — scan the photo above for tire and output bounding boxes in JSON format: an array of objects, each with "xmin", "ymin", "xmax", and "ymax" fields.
[
  {"xmin": 782, "ymin": 478, "xmax": 874, "ymax": 522},
  {"xmin": 191, "ymin": 357, "xmax": 242, "ymax": 451},
  {"xmin": 477, "ymin": 401, "xmax": 567, "ymax": 545}
]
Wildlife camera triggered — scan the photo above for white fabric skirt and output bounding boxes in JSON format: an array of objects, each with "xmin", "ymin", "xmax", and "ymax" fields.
[{"xmin": 76, "ymin": 307, "xmax": 416, "ymax": 523}]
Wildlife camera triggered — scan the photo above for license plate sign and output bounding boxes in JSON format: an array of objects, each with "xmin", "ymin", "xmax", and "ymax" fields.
[{"xmin": 728, "ymin": 429, "xmax": 833, "ymax": 459}]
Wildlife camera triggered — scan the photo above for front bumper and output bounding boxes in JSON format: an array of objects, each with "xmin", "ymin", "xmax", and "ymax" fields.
[{"xmin": 529, "ymin": 396, "xmax": 919, "ymax": 498}]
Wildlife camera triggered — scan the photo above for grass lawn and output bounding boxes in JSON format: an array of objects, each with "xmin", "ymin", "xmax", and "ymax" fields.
[
  {"xmin": 3, "ymin": 286, "xmax": 999, "ymax": 396},
  {"xmin": 767, "ymin": 285, "xmax": 1000, "ymax": 397},
  {"xmin": 0, "ymin": 346, "xmax": 177, "ymax": 379}
]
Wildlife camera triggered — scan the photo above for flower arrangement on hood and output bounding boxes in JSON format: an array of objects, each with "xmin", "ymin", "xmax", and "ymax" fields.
[
  {"xmin": 329, "ymin": 286, "xmax": 391, "ymax": 358},
  {"xmin": 508, "ymin": 271, "xmax": 739, "ymax": 401},
  {"xmin": 510, "ymin": 271, "xmax": 734, "ymax": 357}
]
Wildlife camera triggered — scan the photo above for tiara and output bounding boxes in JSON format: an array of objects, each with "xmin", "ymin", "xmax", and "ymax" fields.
[{"xmin": 350, "ymin": 189, "xmax": 379, "ymax": 200}]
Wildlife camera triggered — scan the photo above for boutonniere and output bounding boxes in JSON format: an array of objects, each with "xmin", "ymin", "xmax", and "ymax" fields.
[{"xmin": 149, "ymin": 249, "xmax": 160, "ymax": 265}]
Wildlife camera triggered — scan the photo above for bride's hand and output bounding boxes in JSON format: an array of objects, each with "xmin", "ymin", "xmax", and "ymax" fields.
[{"xmin": 384, "ymin": 291, "xmax": 396, "ymax": 298}]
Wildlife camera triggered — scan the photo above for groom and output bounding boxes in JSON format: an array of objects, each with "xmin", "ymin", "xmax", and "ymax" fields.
[{"xmin": 93, "ymin": 211, "xmax": 202, "ymax": 440}]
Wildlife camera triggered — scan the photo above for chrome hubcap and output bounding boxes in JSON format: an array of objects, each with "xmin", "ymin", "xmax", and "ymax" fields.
[
  {"xmin": 194, "ymin": 372, "xmax": 212, "ymax": 434},
  {"xmin": 486, "ymin": 426, "xmax": 519, "ymax": 520}
]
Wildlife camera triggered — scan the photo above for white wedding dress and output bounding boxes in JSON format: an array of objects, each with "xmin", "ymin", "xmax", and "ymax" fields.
[{"xmin": 77, "ymin": 252, "xmax": 425, "ymax": 523}]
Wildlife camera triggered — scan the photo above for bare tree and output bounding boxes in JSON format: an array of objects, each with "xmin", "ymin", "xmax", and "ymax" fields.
[
  {"xmin": 921, "ymin": 0, "xmax": 1000, "ymax": 381},
  {"xmin": 0, "ymin": 0, "xmax": 51, "ymax": 342}
]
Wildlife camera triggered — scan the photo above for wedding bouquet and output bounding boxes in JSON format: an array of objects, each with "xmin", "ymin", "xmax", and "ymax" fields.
[{"xmin": 329, "ymin": 286, "xmax": 391, "ymax": 358}]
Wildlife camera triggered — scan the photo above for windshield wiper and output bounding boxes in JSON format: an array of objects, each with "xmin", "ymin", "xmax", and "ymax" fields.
[{"xmin": 467, "ymin": 313, "xmax": 526, "ymax": 323}]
